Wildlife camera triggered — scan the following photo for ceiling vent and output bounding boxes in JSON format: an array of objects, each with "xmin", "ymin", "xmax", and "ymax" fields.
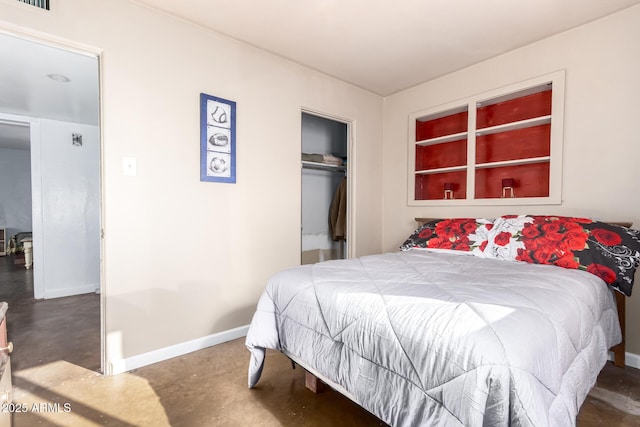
[{"xmin": 17, "ymin": 0, "xmax": 50, "ymax": 10}]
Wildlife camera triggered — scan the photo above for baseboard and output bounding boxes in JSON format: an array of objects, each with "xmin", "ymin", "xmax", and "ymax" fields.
[
  {"xmin": 107, "ymin": 333, "xmax": 639, "ymax": 376},
  {"xmin": 608, "ymin": 350, "xmax": 640, "ymax": 369},
  {"xmin": 108, "ymin": 324, "xmax": 249, "ymax": 375},
  {"xmin": 623, "ymin": 351, "xmax": 640, "ymax": 369}
]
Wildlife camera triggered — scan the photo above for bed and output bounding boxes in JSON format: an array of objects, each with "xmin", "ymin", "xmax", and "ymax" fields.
[
  {"xmin": 7, "ymin": 232, "xmax": 34, "ymax": 269},
  {"xmin": 7, "ymin": 232, "xmax": 32, "ymax": 255},
  {"xmin": 245, "ymin": 215, "xmax": 640, "ymax": 426}
]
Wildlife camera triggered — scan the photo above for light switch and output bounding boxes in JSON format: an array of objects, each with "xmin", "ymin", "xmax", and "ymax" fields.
[{"xmin": 123, "ymin": 157, "xmax": 137, "ymax": 176}]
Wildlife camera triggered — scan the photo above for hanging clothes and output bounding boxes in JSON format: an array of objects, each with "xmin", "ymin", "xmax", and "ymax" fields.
[{"xmin": 329, "ymin": 176, "xmax": 347, "ymax": 241}]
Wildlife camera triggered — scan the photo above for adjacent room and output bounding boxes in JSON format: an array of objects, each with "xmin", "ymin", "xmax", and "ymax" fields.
[{"xmin": 1, "ymin": 0, "xmax": 640, "ymax": 425}]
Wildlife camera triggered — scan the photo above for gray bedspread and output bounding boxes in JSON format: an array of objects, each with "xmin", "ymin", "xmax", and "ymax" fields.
[{"xmin": 245, "ymin": 250, "xmax": 621, "ymax": 426}]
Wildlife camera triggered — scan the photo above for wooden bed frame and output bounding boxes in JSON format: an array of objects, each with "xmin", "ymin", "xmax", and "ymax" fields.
[{"xmin": 302, "ymin": 218, "xmax": 630, "ymax": 394}]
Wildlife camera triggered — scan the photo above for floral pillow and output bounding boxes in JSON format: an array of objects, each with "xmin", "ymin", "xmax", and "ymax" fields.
[
  {"xmin": 483, "ymin": 215, "xmax": 640, "ymax": 296},
  {"xmin": 400, "ymin": 218, "xmax": 493, "ymax": 256}
]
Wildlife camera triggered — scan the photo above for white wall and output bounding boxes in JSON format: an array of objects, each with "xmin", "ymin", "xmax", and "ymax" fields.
[
  {"xmin": 0, "ymin": 147, "xmax": 32, "ymax": 237},
  {"xmin": 0, "ymin": 0, "xmax": 383, "ymax": 371},
  {"xmin": 382, "ymin": 5, "xmax": 640, "ymax": 352},
  {"xmin": 301, "ymin": 170, "xmax": 343, "ymax": 237},
  {"xmin": 35, "ymin": 119, "xmax": 100, "ymax": 298},
  {"xmin": 302, "ymin": 113, "xmax": 348, "ymax": 158}
]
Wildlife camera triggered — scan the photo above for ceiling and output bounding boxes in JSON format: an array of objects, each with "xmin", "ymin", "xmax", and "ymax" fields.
[
  {"xmin": 0, "ymin": 33, "xmax": 99, "ymax": 151},
  {"xmin": 1, "ymin": 1, "xmax": 639, "ymax": 151},
  {"xmin": 133, "ymin": 0, "xmax": 640, "ymax": 95}
]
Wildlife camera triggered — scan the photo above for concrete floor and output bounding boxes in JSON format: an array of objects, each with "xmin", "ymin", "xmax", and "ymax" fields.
[{"xmin": 2, "ymin": 255, "xmax": 640, "ymax": 426}]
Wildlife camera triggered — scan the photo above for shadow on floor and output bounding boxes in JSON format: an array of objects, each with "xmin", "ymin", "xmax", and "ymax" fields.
[{"xmin": 131, "ymin": 338, "xmax": 386, "ymax": 426}]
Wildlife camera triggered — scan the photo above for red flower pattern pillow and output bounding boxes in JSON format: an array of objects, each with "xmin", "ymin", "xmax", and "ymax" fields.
[
  {"xmin": 483, "ymin": 215, "xmax": 640, "ymax": 296},
  {"xmin": 400, "ymin": 218, "xmax": 493, "ymax": 256}
]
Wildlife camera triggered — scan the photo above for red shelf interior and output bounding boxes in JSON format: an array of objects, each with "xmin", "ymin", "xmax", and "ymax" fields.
[
  {"xmin": 476, "ymin": 124, "xmax": 550, "ymax": 164},
  {"xmin": 416, "ymin": 139, "xmax": 467, "ymax": 171},
  {"xmin": 415, "ymin": 171, "xmax": 467, "ymax": 201},
  {"xmin": 477, "ymin": 90, "xmax": 551, "ymax": 129},
  {"xmin": 474, "ymin": 163, "xmax": 550, "ymax": 199},
  {"xmin": 416, "ymin": 110, "xmax": 468, "ymax": 141}
]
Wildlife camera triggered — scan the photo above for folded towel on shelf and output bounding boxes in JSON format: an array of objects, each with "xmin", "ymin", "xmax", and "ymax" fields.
[
  {"xmin": 322, "ymin": 154, "xmax": 343, "ymax": 166},
  {"xmin": 302, "ymin": 153, "xmax": 324, "ymax": 162},
  {"xmin": 302, "ymin": 153, "xmax": 344, "ymax": 167}
]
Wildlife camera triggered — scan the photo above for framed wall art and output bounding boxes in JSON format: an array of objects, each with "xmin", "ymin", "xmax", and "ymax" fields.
[{"xmin": 200, "ymin": 93, "xmax": 236, "ymax": 183}]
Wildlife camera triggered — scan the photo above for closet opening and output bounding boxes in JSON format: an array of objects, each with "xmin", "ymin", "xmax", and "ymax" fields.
[{"xmin": 301, "ymin": 111, "xmax": 350, "ymax": 265}]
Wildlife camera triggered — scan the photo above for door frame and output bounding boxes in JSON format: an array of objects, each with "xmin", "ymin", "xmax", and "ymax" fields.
[
  {"xmin": 0, "ymin": 26, "xmax": 105, "ymax": 373},
  {"xmin": 301, "ymin": 107, "xmax": 355, "ymax": 258},
  {"xmin": 0, "ymin": 114, "xmax": 43, "ymax": 296}
]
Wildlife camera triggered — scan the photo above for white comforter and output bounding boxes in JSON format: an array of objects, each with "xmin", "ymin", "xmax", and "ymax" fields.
[{"xmin": 245, "ymin": 250, "xmax": 621, "ymax": 426}]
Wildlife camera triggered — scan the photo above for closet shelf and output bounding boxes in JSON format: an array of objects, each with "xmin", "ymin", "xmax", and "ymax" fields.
[{"xmin": 302, "ymin": 161, "xmax": 346, "ymax": 173}]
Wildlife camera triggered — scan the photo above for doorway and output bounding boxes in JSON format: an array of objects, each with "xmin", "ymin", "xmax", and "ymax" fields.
[
  {"xmin": 0, "ymin": 32, "xmax": 102, "ymax": 372},
  {"xmin": 301, "ymin": 111, "xmax": 353, "ymax": 264}
]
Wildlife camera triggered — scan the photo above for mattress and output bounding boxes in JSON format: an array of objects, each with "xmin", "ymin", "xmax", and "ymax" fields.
[{"xmin": 245, "ymin": 250, "xmax": 621, "ymax": 426}]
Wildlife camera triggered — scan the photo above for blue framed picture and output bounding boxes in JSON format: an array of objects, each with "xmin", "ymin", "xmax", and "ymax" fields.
[{"xmin": 200, "ymin": 93, "xmax": 236, "ymax": 183}]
